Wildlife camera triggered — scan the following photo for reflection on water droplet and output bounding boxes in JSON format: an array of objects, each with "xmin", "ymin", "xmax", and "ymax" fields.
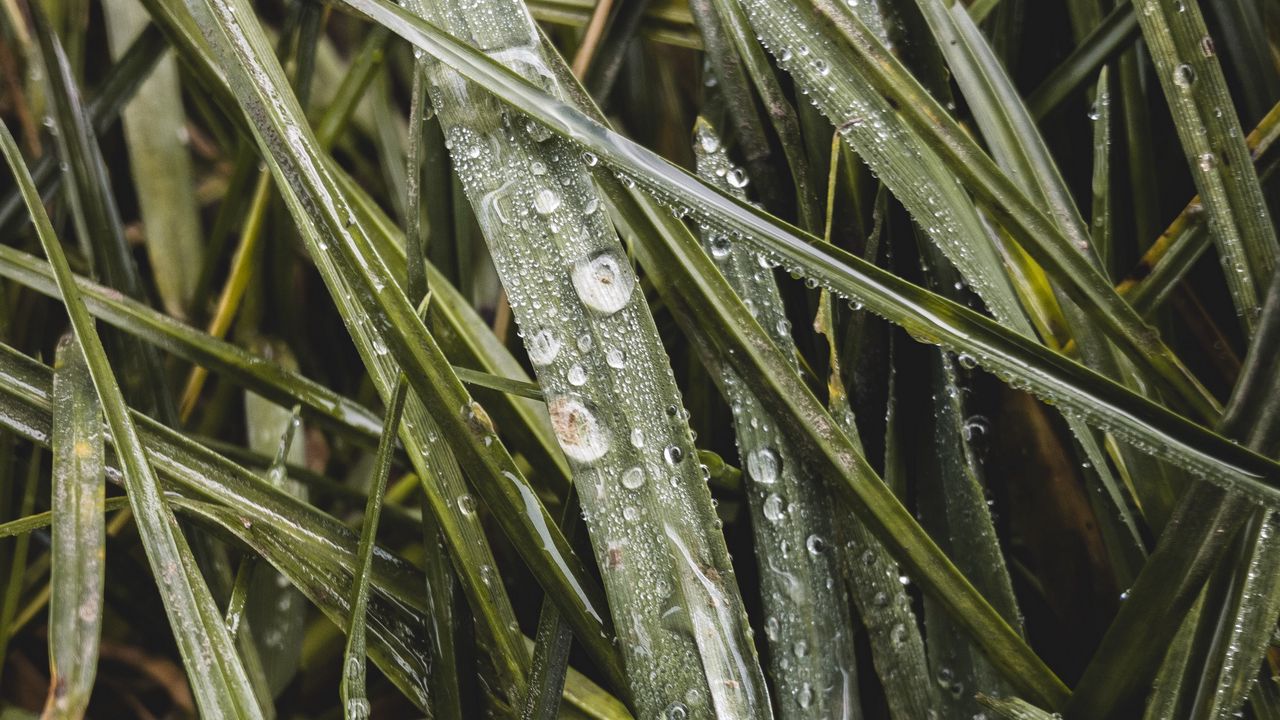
[
  {"xmin": 458, "ymin": 494, "xmax": 477, "ymax": 515},
  {"xmin": 1173, "ymin": 63, "xmax": 1197, "ymax": 88},
  {"xmin": 726, "ymin": 167, "xmax": 750, "ymax": 189},
  {"xmin": 571, "ymin": 251, "xmax": 635, "ymax": 315},
  {"xmin": 568, "ymin": 364, "xmax": 588, "ymax": 386},
  {"xmin": 622, "ymin": 466, "xmax": 645, "ymax": 489},
  {"xmin": 534, "ymin": 188, "xmax": 561, "ymax": 215},
  {"xmin": 806, "ymin": 534, "xmax": 827, "ymax": 554},
  {"xmin": 526, "ymin": 328, "xmax": 561, "ymax": 366},
  {"xmin": 763, "ymin": 493, "xmax": 786, "ymax": 522},
  {"xmin": 664, "ymin": 445, "xmax": 684, "ymax": 465},
  {"xmin": 664, "ymin": 702, "xmax": 688, "ymax": 719},
  {"xmin": 709, "ymin": 234, "xmax": 732, "ymax": 259},
  {"xmin": 747, "ymin": 447, "xmax": 780, "ymax": 484}
]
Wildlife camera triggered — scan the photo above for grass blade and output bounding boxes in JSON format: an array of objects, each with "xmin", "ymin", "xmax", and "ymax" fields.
[
  {"xmin": 101, "ymin": 0, "xmax": 203, "ymax": 319},
  {"xmin": 0, "ymin": 120, "xmax": 263, "ymax": 718},
  {"xmin": 1134, "ymin": 0, "xmax": 1279, "ymax": 334},
  {"xmin": 693, "ymin": 118, "xmax": 861, "ymax": 717},
  {"xmin": 41, "ymin": 335, "xmax": 105, "ymax": 720},
  {"xmin": 342, "ymin": 377, "xmax": 408, "ymax": 719}
]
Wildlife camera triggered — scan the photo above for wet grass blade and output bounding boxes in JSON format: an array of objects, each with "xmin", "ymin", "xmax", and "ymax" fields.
[
  {"xmin": 41, "ymin": 335, "xmax": 105, "ymax": 720},
  {"xmin": 0, "ymin": 120, "xmax": 263, "ymax": 718},
  {"xmin": 342, "ymin": 377, "xmax": 408, "ymax": 719},
  {"xmin": 1026, "ymin": 2, "xmax": 1137, "ymax": 120},
  {"xmin": 178, "ymin": 0, "xmax": 622, "ymax": 704},
  {"xmin": 693, "ymin": 118, "xmax": 861, "ymax": 718},
  {"xmin": 1133, "ymin": 0, "xmax": 1279, "ymax": 335},
  {"xmin": 102, "ymin": 0, "xmax": 203, "ymax": 319}
]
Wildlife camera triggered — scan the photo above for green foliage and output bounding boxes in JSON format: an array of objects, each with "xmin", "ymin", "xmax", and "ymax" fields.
[{"xmin": 0, "ymin": 0, "xmax": 1278, "ymax": 717}]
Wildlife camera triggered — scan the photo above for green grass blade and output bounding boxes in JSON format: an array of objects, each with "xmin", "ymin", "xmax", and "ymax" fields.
[
  {"xmin": 1134, "ymin": 0, "xmax": 1279, "ymax": 335},
  {"xmin": 401, "ymin": 0, "xmax": 771, "ymax": 712},
  {"xmin": 0, "ymin": 121, "xmax": 263, "ymax": 718},
  {"xmin": 977, "ymin": 694, "xmax": 1059, "ymax": 719},
  {"xmin": 32, "ymin": 12, "xmax": 176, "ymax": 423},
  {"xmin": 1090, "ymin": 68, "xmax": 1113, "ymax": 274},
  {"xmin": 101, "ymin": 0, "xmax": 203, "ymax": 319},
  {"xmin": 0, "ymin": 497, "xmax": 130, "ymax": 539},
  {"xmin": 342, "ymin": 377, "xmax": 408, "ymax": 719},
  {"xmin": 1026, "ymin": 2, "xmax": 1137, "ymax": 120},
  {"xmin": 42, "ymin": 335, "xmax": 105, "ymax": 720},
  {"xmin": 693, "ymin": 118, "xmax": 861, "ymax": 717},
  {"xmin": 178, "ymin": 0, "xmax": 622, "ymax": 703}
]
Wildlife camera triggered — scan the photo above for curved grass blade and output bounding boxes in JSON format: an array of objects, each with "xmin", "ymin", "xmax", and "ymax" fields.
[
  {"xmin": 178, "ymin": 0, "xmax": 623, "ymax": 702},
  {"xmin": 335, "ymin": 0, "xmax": 1280, "ymax": 502},
  {"xmin": 693, "ymin": 118, "xmax": 861, "ymax": 718},
  {"xmin": 342, "ymin": 376, "xmax": 409, "ymax": 719},
  {"xmin": 0, "ymin": 120, "xmax": 263, "ymax": 719},
  {"xmin": 102, "ymin": 0, "xmax": 203, "ymax": 319},
  {"xmin": 0, "ymin": 497, "xmax": 130, "ymax": 539},
  {"xmin": 42, "ymin": 336, "xmax": 104, "ymax": 720},
  {"xmin": 1133, "ymin": 0, "xmax": 1279, "ymax": 335}
]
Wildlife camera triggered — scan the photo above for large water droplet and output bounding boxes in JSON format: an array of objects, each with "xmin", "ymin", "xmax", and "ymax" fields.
[
  {"xmin": 622, "ymin": 466, "xmax": 645, "ymax": 489},
  {"xmin": 571, "ymin": 251, "xmax": 635, "ymax": 315},
  {"xmin": 763, "ymin": 493, "xmax": 786, "ymax": 522},
  {"xmin": 567, "ymin": 364, "xmax": 588, "ymax": 386},
  {"xmin": 1173, "ymin": 63, "xmax": 1197, "ymax": 88},
  {"xmin": 747, "ymin": 447, "xmax": 780, "ymax": 484},
  {"xmin": 548, "ymin": 396, "xmax": 610, "ymax": 463},
  {"xmin": 534, "ymin": 188, "xmax": 561, "ymax": 215}
]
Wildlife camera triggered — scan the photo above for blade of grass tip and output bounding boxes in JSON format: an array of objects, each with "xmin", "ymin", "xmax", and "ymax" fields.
[
  {"xmin": 1140, "ymin": 592, "xmax": 1203, "ymax": 719},
  {"xmin": 693, "ymin": 118, "xmax": 865, "ymax": 719},
  {"xmin": 222, "ymin": 0, "xmax": 1280, "ymax": 501},
  {"xmin": 1091, "ymin": 68, "xmax": 1113, "ymax": 275},
  {"xmin": 0, "ymin": 120, "xmax": 264, "ymax": 719},
  {"xmin": 0, "ymin": 21, "xmax": 167, "ymax": 235},
  {"xmin": 224, "ymin": 552, "xmax": 254, "ymax": 637},
  {"xmin": 406, "ymin": 0, "xmax": 773, "ymax": 712},
  {"xmin": 1133, "ymin": 0, "xmax": 1279, "ymax": 335},
  {"xmin": 102, "ymin": 0, "xmax": 203, "ymax": 319},
  {"xmin": 0, "ymin": 342, "xmax": 447, "ymax": 713},
  {"xmin": 1026, "ymin": 2, "xmax": 1138, "ymax": 120},
  {"xmin": 343, "ymin": 376, "xmax": 409, "ymax": 720},
  {"xmin": 32, "ymin": 10, "xmax": 177, "ymax": 424},
  {"xmin": 181, "ymin": 0, "xmax": 624, "ymax": 703},
  {"xmin": 42, "ymin": 335, "xmax": 106, "ymax": 720}
]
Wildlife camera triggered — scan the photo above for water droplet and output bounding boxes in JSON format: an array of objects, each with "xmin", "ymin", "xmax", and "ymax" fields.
[
  {"xmin": 709, "ymin": 234, "xmax": 732, "ymax": 259},
  {"xmin": 525, "ymin": 119, "xmax": 553, "ymax": 141},
  {"xmin": 630, "ymin": 428, "xmax": 645, "ymax": 448},
  {"xmin": 763, "ymin": 493, "xmax": 786, "ymax": 522},
  {"xmin": 582, "ymin": 151, "xmax": 598, "ymax": 166},
  {"xmin": 664, "ymin": 445, "xmax": 684, "ymax": 465},
  {"xmin": 1198, "ymin": 152, "xmax": 1218, "ymax": 172},
  {"xmin": 664, "ymin": 702, "xmax": 688, "ymax": 719},
  {"xmin": 797, "ymin": 682, "xmax": 813, "ymax": 708},
  {"xmin": 567, "ymin": 364, "xmax": 588, "ymax": 386},
  {"xmin": 1173, "ymin": 63, "xmax": 1197, "ymax": 88},
  {"xmin": 346, "ymin": 698, "xmax": 371, "ymax": 719},
  {"xmin": 458, "ymin": 494, "xmax": 477, "ymax": 515},
  {"xmin": 623, "ymin": 506, "xmax": 639, "ymax": 521},
  {"xmin": 622, "ymin": 466, "xmax": 645, "ymax": 489},
  {"xmin": 605, "ymin": 348, "xmax": 625, "ymax": 368},
  {"xmin": 813, "ymin": 58, "xmax": 830, "ymax": 76},
  {"xmin": 548, "ymin": 396, "xmax": 610, "ymax": 463},
  {"xmin": 697, "ymin": 130, "xmax": 721, "ymax": 154},
  {"xmin": 577, "ymin": 333, "xmax": 593, "ymax": 352},
  {"xmin": 726, "ymin": 167, "xmax": 750, "ymax": 189},
  {"xmin": 747, "ymin": 447, "xmax": 780, "ymax": 484},
  {"xmin": 571, "ymin": 251, "xmax": 635, "ymax": 315},
  {"xmin": 765, "ymin": 615, "xmax": 780, "ymax": 640},
  {"xmin": 534, "ymin": 188, "xmax": 561, "ymax": 215},
  {"xmin": 526, "ymin": 328, "xmax": 561, "ymax": 366},
  {"xmin": 806, "ymin": 534, "xmax": 828, "ymax": 554},
  {"xmin": 957, "ymin": 353, "xmax": 978, "ymax": 370}
]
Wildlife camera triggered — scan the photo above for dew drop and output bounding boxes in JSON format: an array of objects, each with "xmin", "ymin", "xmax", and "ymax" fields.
[
  {"xmin": 622, "ymin": 466, "xmax": 645, "ymax": 489},
  {"xmin": 1173, "ymin": 63, "xmax": 1197, "ymax": 88},
  {"xmin": 606, "ymin": 348, "xmax": 626, "ymax": 368},
  {"xmin": 763, "ymin": 493, "xmax": 786, "ymax": 522},
  {"xmin": 746, "ymin": 447, "xmax": 780, "ymax": 485},
  {"xmin": 1198, "ymin": 152, "xmax": 1218, "ymax": 172},
  {"xmin": 534, "ymin": 188, "xmax": 561, "ymax": 215},
  {"xmin": 458, "ymin": 494, "xmax": 477, "ymax": 515},
  {"xmin": 709, "ymin": 234, "xmax": 733, "ymax": 259},
  {"xmin": 526, "ymin": 328, "xmax": 561, "ymax": 366},
  {"xmin": 567, "ymin": 364, "xmax": 588, "ymax": 386},
  {"xmin": 664, "ymin": 445, "xmax": 684, "ymax": 465},
  {"xmin": 726, "ymin": 167, "xmax": 750, "ymax": 189},
  {"xmin": 806, "ymin": 534, "xmax": 828, "ymax": 554},
  {"xmin": 571, "ymin": 251, "xmax": 636, "ymax": 315},
  {"xmin": 664, "ymin": 702, "xmax": 688, "ymax": 719},
  {"xmin": 630, "ymin": 428, "xmax": 645, "ymax": 448}
]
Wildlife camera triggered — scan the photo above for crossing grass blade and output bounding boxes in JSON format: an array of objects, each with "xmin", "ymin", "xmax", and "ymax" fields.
[
  {"xmin": 0, "ymin": 119, "xmax": 264, "ymax": 719},
  {"xmin": 42, "ymin": 335, "xmax": 105, "ymax": 720}
]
